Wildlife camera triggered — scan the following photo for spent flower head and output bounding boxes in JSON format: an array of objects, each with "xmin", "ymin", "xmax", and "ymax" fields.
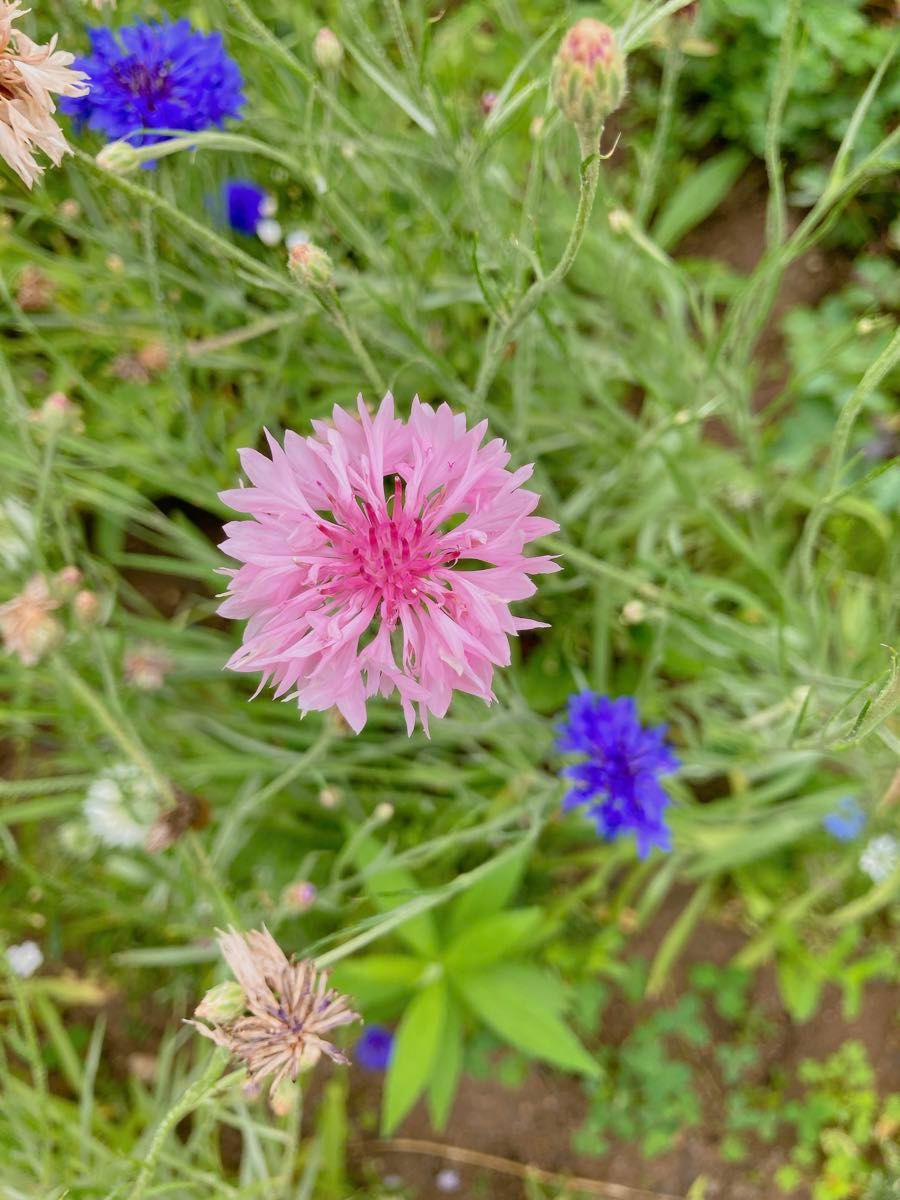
[
  {"xmin": 61, "ymin": 18, "xmax": 244, "ymax": 151},
  {"xmin": 190, "ymin": 927, "xmax": 361, "ymax": 1094},
  {"xmin": 218, "ymin": 394, "xmax": 559, "ymax": 734},
  {"xmin": 551, "ymin": 19, "xmax": 626, "ymax": 155},
  {"xmin": 28, "ymin": 390, "xmax": 84, "ymax": 435},
  {"xmin": 83, "ymin": 762, "xmax": 160, "ymax": 847},
  {"xmin": 557, "ymin": 692, "xmax": 679, "ymax": 858},
  {"xmin": 0, "ymin": 574, "xmax": 63, "ymax": 665},
  {"xmin": 123, "ymin": 641, "xmax": 172, "ymax": 691},
  {"xmin": 0, "ymin": 1, "xmax": 89, "ymax": 188}
]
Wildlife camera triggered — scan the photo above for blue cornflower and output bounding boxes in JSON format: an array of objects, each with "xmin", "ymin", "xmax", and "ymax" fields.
[
  {"xmin": 222, "ymin": 180, "xmax": 267, "ymax": 236},
  {"xmin": 355, "ymin": 1024, "xmax": 394, "ymax": 1071},
  {"xmin": 557, "ymin": 692, "xmax": 679, "ymax": 858},
  {"xmin": 823, "ymin": 796, "xmax": 865, "ymax": 842},
  {"xmin": 60, "ymin": 18, "xmax": 244, "ymax": 151}
]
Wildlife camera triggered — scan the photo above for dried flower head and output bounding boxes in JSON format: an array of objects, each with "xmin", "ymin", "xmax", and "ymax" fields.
[
  {"xmin": 218, "ymin": 393, "xmax": 559, "ymax": 733},
  {"xmin": 123, "ymin": 641, "xmax": 172, "ymax": 691},
  {"xmin": 15, "ymin": 263, "xmax": 54, "ymax": 310},
  {"xmin": 144, "ymin": 787, "xmax": 209, "ymax": 853},
  {"xmin": 0, "ymin": 574, "xmax": 63, "ymax": 665},
  {"xmin": 72, "ymin": 587, "xmax": 102, "ymax": 625},
  {"xmin": 0, "ymin": 1, "xmax": 89, "ymax": 188},
  {"xmin": 190, "ymin": 927, "xmax": 361, "ymax": 1093}
]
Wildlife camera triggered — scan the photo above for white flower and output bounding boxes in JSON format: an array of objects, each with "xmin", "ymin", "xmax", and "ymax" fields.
[
  {"xmin": 83, "ymin": 763, "xmax": 160, "ymax": 848},
  {"xmin": 0, "ymin": 496, "xmax": 35, "ymax": 568},
  {"xmin": 255, "ymin": 217, "xmax": 282, "ymax": 247},
  {"xmin": 859, "ymin": 834, "xmax": 900, "ymax": 884},
  {"xmin": 435, "ymin": 1169, "xmax": 461, "ymax": 1193},
  {"xmin": 6, "ymin": 939, "xmax": 43, "ymax": 977}
]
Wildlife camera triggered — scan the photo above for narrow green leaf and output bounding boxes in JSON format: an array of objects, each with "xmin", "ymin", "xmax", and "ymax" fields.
[
  {"xmin": 446, "ymin": 838, "xmax": 532, "ymax": 939},
  {"xmin": 652, "ymin": 149, "xmax": 749, "ymax": 249},
  {"xmin": 427, "ymin": 997, "xmax": 464, "ymax": 1131},
  {"xmin": 443, "ymin": 908, "xmax": 542, "ymax": 971},
  {"xmin": 456, "ymin": 963, "xmax": 598, "ymax": 1078},
  {"xmin": 646, "ymin": 880, "xmax": 715, "ymax": 997},
  {"xmin": 382, "ymin": 981, "xmax": 447, "ymax": 1134},
  {"xmin": 353, "ymin": 835, "xmax": 439, "ymax": 957},
  {"xmin": 317, "ymin": 1076, "xmax": 348, "ymax": 1200}
]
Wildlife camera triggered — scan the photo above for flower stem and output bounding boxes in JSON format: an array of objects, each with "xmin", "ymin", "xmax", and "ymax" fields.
[
  {"xmin": 321, "ymin": 289, "xmax": 386, "ymax": 395},
  {"xmin": 470, "ymin": 152, "xmax": 601, "ymax": 418},
  {"xmin": 131, "ymin": 1054, "xmax": 239, "ymax": 1200}
]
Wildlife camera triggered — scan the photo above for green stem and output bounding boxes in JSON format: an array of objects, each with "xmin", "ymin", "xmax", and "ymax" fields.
[
  {"xmin": 635, "ymin": 44, "xmax": 682, "ymax": 225},
  {"xmin": 763, "ymin": 0, "xmax": 802, "ymax": 251},
  {"xmin": 470, "ymin": 153, "xmax": 601, "ymax": 417},
  {"xmin": 322, "ymin": 290, "xmax": 386, "ymax": 395},
  {"xmin": 132, "ymin": 1055, "xmax": 238, "ymax": 1200}
]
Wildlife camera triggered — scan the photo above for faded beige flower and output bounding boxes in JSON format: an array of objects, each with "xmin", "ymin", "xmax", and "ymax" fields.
[
  {"xmin": 16, "ymin": 263, "xmax": 54, "ymax": 311},
  {"xmin": 190, "ymin": 927, "xmax": 361, "ymax": 1094},
  {"xmin": 123, "ymin": 641, "xmax": 172, "ymax": 691},
  {"xmin": 0, "ymin": 1, "xmax": 90, "ymax": 188},
  {"xmin": 0, "ymin": 573, "xmax": 63, "ymax": 665}
]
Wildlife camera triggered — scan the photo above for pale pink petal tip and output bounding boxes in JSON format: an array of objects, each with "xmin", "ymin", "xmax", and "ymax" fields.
[{"xmin": 218, "ymin": 393, "xmax": 560, "ymax": 734}]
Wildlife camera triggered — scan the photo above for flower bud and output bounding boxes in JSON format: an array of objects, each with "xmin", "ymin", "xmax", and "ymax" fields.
[
  {"xmin": 319, "ymin": 786, "xmax": 342, "ymax": 810},
  {"xmin": 551, "ymin": 19, "xmax": 626, "ymax": 155},
  {"xmin": 28, "ymin": 391, "xmax": 84, "ymax": 436},
  {"xmin": 283, "ymin": 880, "xmax": 317, "ymax": 913},
  {"xmin": 374, "ymin": 801, "xmax": 394, "ymax": 823},
  {"xmin": 72, "ymin": 589, "xmax": 102, "ymax": 627},
  {"xmin": 194, "ymin": 980, "xmax": 246, "ymax": 1023},
  {"xmin": 313, "ymin": 27, "xmax": 343, "ymax": 71},
  {"xmin": 287, "ymin": 241, "xmax": 333, "ymax": 288},
  {"xmin": 96, "ymin": 140, "xmax": 141, "ymax": 175},
  {"xmin": 55, "ymin": 565, "xmax": 83, "ymax": 596}
]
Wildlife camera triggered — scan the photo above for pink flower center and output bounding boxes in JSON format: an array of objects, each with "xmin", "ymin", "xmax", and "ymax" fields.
[
  {"xmin": 566, "ymin": 21, "xmax": 614, "ymax": 68},
  {"xmin": 316, "ymin": 477, "xmax": 459, "ymax": 624}
]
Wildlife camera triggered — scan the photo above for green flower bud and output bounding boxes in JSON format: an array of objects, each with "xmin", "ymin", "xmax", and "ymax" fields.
[
  {"xmin": 551, "ymin": 20, "xmax": 626, "ymax": 156},
  {"xmin": 313, "ymin": 27, "xmax": 343, "ymax": 71},
  {"xmin": 194, "ymin": 980, "xmax": 246, "ymax": 1023},
  {"xmin": 287, "ymin": 241, "xmax": 334, "ymax": 289},
  {"xmin": 95, "ymin": 140, "xmax": 141, "ymax": 175}
]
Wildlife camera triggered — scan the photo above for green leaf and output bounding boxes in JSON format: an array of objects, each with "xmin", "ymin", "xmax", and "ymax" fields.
[
  {"xmin": 445, "ymin": 839, "xmax": 532, "ymax": 939},
  {"xmin": 776, "ymin": 955, "xmax": 821, "ymax": 1023},
  {"xmin": 317, "ymin": 1076, "xmax": 348, "ymax": 1200},
  {"xmin": 443, "ymin": 908, "xmax": 542, "ymax": 971},
  {"xmin": 427, "ymin": 997, "xmax": 464, "ymax": 1131},
  {"xmin": 382, "ymin": 981, "xmax": 447, "ymax": 1134},
  {"xmin": 330, "ymin": 954, "xmax": 424, "ymax": 1008},
  {"xmin": 456, "ymin": 963, "xmax": 599, "ymax": 1078},
  {"xmin": 353, "ymin": 835, "xmax": 439, "ymax": 957},
  {"xmin": 652, "ymin": 149, "xmax": 749, "ymax": 250}
]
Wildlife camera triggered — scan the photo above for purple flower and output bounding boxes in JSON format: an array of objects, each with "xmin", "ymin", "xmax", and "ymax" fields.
[
  {"xmin": 222, "ymin": 179, "xmax": 267, "ymax": 236},
  {"xmin": 355, "ymin": 1024, "xmax": 394, "ymax": 1071},
  {"xmin": 61, "ymin": 18, "xmax": 244, "ymax": 152},
  {"xmin": 823, "ymin": 796, "xmax": 865, "ymax": 842},
  {"xmin": 557, "ymin": 692, "xmax": 679, "ymax": 858}
]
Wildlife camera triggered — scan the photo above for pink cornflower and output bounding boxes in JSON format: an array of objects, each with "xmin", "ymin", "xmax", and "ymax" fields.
[{"xmin": 219, "ymin": 394, "xmax": 559, "ymax": 734}]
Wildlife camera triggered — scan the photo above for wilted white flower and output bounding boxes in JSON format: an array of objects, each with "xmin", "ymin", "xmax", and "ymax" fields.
[
  {"xmin": 83, "ymin": 763, "xmax": 160, "ymax": 848},
  {"xmin": 6, "ymin": 939, "xmax": 43, "ymax": 977},
  {"xmin": 255, "ymin": 217, "xmax": 282, "ymax": 247},
  {"xmin": 859, "ymin": 834, "xmax": 900, "ymax": 884},
  {"xmin": 0, "ymin": 496, "xmax": 35, "ymax": 568}
]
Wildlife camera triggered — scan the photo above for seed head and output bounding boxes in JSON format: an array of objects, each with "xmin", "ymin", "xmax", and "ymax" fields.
[{"xmin": 551, "ymin": 20, "xmax": 626, "ymax": 156}]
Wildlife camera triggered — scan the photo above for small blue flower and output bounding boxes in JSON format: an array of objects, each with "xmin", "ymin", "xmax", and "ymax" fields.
[
  {"xmin": 557, "ymin": 692, "xmax": 679, "ymax": 858},
  {"xmin": 355, "ymin": 1024, "xmax": 394, "ymax": 1071},
  {"xmin": 222, "ymin": 179, "xmax": 267, "ymax": 236},
  {"xmin": 61, "ymin": 18, "xmax": 244, "ymax": 152},
  {"xmin": 823, "ymin": 796, "xmax": 865, "ymax": 842}
]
